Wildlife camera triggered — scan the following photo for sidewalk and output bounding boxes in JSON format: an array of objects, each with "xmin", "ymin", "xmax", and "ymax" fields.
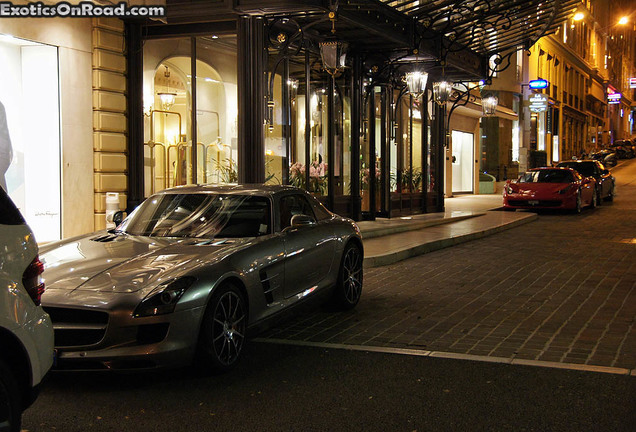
[{"xmin": 360, "ymin": 193, "xmax": 537, "ymax": 268}]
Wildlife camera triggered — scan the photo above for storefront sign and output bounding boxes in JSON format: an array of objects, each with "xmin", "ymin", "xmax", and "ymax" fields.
[
  {"xmin": 529, "ymin": 79, "xmax": 549, "ymax": 89},
  {"xmin": 529, "ymin": 93, "xmax": 548, "ymax": 112},
  {"xmin": 630, "ymin": 77, "xmax": 636, "ymax": 89},
  {"xmin": 607, "ymin": 92, "xmax": 621, "ymax": 104}
]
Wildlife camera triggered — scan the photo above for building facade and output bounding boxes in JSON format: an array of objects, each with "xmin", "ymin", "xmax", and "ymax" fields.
[{"xmin": 3, "ymin": 0, "xmax": 599, "ymax": 243}]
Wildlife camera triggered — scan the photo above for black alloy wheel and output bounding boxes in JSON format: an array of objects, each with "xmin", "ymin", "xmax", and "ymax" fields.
[
  {"xmin": 197, "ymin": 283, "xmax": 247, "ymax": 373},
  {"xmin": 0, "ymin": 360, "xmax": 21, "ymax": 432},
  {"xmin": 330, "ymin": 243, "xmax": 363, "ymax": 310}
]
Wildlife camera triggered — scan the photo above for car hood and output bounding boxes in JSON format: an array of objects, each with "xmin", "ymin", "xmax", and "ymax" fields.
[
  {"xmin": 40, "ymin": 232, "xmax": 250, "ymax": 294},
  {"xmin": 511, "ymin": 183, "xmax": 572, "ymax": 195}
]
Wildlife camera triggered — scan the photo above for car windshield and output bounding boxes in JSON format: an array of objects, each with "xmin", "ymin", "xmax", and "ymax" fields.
[
  {"xmin": 118, "ymin": 193, "xmax": 271, "ymax": 238},
  {"xmin": 557, "ymin": 162, "xmax": 594, "ymax": 176},
  {"xmin": 518, "ymin": 170, "xmax": 574, "ymax": 183}
]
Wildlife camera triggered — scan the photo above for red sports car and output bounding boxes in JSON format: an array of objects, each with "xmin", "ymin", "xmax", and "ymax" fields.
[{"xmin": 503, "ymin": 167, "xmax": 597, "ymax": 213}]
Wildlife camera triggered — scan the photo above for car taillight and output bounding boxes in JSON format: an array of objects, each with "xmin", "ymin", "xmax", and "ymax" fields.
[{"xmin": 22, "ymin": 255, "xmax": 45, "ymax": 306}]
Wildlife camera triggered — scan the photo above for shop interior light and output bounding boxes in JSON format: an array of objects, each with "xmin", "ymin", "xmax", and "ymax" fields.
[
  {"xmin": 618, "ymin": 16, "xmax": 629, "ymax": 25},
  {"xmin": 158, "ymin": 92, "xmax": 176, "ymax": 111},
  {"xmin": 433, "ymin": 81, "xmax": 452, "ymax": 104},
  {"xmin": 404, "ymin": 71, "xmax": 428, "ymax": 97}
]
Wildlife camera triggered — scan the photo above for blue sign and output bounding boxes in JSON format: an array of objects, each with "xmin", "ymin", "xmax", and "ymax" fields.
[{"xmin": 529, "ymin": 79, "xmax": 549, "ymax": 89}]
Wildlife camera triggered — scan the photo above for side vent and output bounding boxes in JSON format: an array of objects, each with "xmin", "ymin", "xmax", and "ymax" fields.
[{"xmin": 259, "ymin": 270, "xmax": 275, "ymax": 304}]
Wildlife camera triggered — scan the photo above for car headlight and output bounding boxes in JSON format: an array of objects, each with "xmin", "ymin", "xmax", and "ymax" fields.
[
  {"xmin": 505, "ymin": 184, "xmax": 515, "ymax": 194},
  {"xmin": 133, "ymin": 276, "xmax": 197, "ymax": 317},
  {"xmin": 558, "ymin": 185, "xmax": 574, "ymax": 194}
]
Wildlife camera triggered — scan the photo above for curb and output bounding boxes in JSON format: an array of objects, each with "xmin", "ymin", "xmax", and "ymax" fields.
[
  {"xmin": 254, "ymin": 338, "xmax": 635, "ymax": 376},
  {"xmin": 363, "ymin": 213, "xmax": 538, "ymax": 268}
]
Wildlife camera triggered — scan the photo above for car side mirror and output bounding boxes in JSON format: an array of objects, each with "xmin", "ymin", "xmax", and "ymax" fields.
[
  {"xmin": 290, "ymin": 214, "xmax": 315, "ymax": 227},
  {"xmin": 113, "ymin": 211, "xmax": 125, "ymax": 226}
]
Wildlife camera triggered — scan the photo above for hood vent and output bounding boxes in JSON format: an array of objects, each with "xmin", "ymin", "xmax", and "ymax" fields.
[{"xmin": 90, "ymin": 234, "xmax": 119, "ymax": 243}]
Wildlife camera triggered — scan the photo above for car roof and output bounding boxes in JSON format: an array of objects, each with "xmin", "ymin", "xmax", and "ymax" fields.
[
  {"xmin": 557, "ymin": 160, "xmax": 596, "ymax": 164},
  {"xmin": 153, "ymin": 183, "xmax": 301, "ymax": 198},
  {"xmin": 528, "ymin": 167, "xmax": 576, "ymax": 171}
]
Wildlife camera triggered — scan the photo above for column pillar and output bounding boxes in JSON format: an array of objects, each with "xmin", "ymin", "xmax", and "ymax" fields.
[{"xmin": 237, "ymin": 16, "xmax": 266, "ymax": 184}]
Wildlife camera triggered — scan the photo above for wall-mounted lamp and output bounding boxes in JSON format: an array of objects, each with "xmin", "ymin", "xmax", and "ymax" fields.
[
  {"xmin": 433, "ymin": 81, "xmax": 452, "ymax": 104},
  {"xmin": 481, "ymin": 95, "xmax": 499, "ymax": 116},
  {"xmin": 319, "ymin": 40, "xmax": 347, "ymax": 76},
  {"xmin": 405, "ymin": 71, "xmax": 428, "ymax": 97}
]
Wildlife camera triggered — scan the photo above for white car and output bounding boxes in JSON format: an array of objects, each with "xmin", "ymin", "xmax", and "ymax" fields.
[{"xmin": 0, "ymin": 188, "xmax": 54, "ymax": 432}]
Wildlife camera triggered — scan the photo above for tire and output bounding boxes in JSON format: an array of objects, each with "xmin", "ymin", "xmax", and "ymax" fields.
[
  {"xmin": 573, "ymin": 191, "xmax": 582, "ymax": 214},
  {"xmin": 604, "ymin": 184, "xmax": 614, "ymax": 202},
  {"xmin": 0, "ymin": 360, "xmax": 21, "ymax": 432},
  {"xmin": 329, "ymin": 243, "xmax": 363, "ymax": 310},
  {"xmin": 196, "ymin": 283, "xmax": 247, "ymax": 374},
  {"xmin": 590, "ymin": 189, "xmax": 598, "ymax": 209}
]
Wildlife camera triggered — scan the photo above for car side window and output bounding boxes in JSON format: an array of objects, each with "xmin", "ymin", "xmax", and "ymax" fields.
[{"xmin": 279, "ymin": 194, "xmax": 315, "ymax": 230}]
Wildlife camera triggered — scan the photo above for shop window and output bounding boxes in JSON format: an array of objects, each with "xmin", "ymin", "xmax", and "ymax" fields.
[
  {"xmin": 143, "ymin": 35, "xmax": 238, "ymax": 196},
  {"xmin": 0, "ymin": 36, "xmax": 61, "ymax": 242}
]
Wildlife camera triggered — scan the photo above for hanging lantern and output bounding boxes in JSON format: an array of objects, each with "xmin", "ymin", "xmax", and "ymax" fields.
[
  {"xmin": 482, "ymin": 95, "xmax": 499, "ymax": 117},
  {"xmin": 433, "ymin": 81, "xmax": 452, "ymax": 104},
  {"xmin": 157, "ymin": 92, "xmax": 176, "ymax": 111},
  {"xmin": 319, "ymin": 40, "xmax": 347, "ymax": 76},
  {"xmin": 404, "ymin": 71, "xmax": 429, "ymax": 97}
]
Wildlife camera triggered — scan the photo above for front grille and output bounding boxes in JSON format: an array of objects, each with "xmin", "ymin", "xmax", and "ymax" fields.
[{"xmin": 43, "ymin": 307, "xmax": 109, "ymax": 347}]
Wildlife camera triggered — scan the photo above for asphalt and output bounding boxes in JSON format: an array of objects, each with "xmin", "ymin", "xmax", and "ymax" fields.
[{"xmin": 359, "ymin": 192, "xmax": 537, "ymax": 267}]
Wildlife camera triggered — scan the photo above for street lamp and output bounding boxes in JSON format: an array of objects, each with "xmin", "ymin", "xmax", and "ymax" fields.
[{"xmin": 618, "ymin": 16, "xmax": 629, "ymax": 25}]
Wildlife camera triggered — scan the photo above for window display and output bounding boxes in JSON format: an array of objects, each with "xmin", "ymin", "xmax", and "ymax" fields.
[{"xmin": 0, "ymin": 36, "xmax": 61, "ymax": 242}]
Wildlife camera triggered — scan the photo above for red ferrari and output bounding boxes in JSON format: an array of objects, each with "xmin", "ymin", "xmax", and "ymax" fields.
[{"xmin": 503, "ymin": 167, "xmax": 597, "ymax": 213}]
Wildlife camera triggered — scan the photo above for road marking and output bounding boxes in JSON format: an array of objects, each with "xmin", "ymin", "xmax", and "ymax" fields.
[{"xmin": 254, "ymin": 338, "xmax": 635, "ymax": 376}]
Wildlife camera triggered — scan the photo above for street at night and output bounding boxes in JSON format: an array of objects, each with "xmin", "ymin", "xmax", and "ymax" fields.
[
  {"xmin": 2, "ymin": 1, "xmax": 636, "ymax": 432},
  {"xmin": 21, "ymin": 161, "xmax": 636, "ymax": 431}
]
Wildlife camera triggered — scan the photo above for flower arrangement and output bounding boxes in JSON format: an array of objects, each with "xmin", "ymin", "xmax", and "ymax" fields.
[
  {"xmin": 289, "ymin": 160, "xmax": 328, "ymax": 194},
  {"xmin": 360, "ymin": 164, "xmax": 381, "ymax": 190}
]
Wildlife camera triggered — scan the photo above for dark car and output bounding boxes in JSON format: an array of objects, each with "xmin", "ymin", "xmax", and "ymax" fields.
[
  {"xmin": 557, "ymin": 160, "xmax": 615, "ymax": 203},
  {"xmin": 590, "ymin": 149, "xmax": 618, "ymax": 167},
  {"xmin": 610, "ymin": 140, "xmax": 635, "ymax": 159}
]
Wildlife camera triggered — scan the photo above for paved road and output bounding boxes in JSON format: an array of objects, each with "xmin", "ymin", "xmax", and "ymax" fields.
[
  {"xmin": 22, "ymin": 159, "xmax": 636, "ymax": 431},
  {"xmin": 23, "ymin": 343, "xmax": 635, "ymax": 432},
  {"xmin": 261, "ymin": 158, "xmax": 636, "ymax": 371}
]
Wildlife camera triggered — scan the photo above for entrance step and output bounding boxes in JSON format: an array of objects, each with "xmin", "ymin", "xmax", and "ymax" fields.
[
  {"xmin": 357, "ymin": 211, "xmax": 484, "ymax": 239},
  {"xmin": 361, "ymin": 210, "xmax": 537, "ymax": 268}
]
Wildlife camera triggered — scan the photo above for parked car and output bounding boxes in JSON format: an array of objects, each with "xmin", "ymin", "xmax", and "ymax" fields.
[
  {"xmin": 503, "ymin": 167, "xmax": 597, "ymax": 213},
  {"xmin": 590, "ymin": 149, "xmax": 618, "ymax": 167},
  {"xmin": 610, "ymin": 140, "xmax": 635, "ymax": 159},
  {"xmin": 0, "ymin": 188, "xmax": 54, "ymax": 432},
  {"xmin": 40, "ymin": 185, "xmax": 363, "ymax": 372},
  {"xmin": 556, "ymin": 160, "xmax": 615, "ymax": 203}
]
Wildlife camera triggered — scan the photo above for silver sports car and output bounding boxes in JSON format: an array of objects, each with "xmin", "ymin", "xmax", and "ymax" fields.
[{"xmin": 40, "ymin": 185, "xmax": 363, "ymax": 372}]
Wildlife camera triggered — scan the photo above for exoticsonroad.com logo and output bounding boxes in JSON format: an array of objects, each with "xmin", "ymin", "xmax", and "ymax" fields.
[{"xmin": 0, "ymin": 1, "xmax": 165, "ymax": 18}]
